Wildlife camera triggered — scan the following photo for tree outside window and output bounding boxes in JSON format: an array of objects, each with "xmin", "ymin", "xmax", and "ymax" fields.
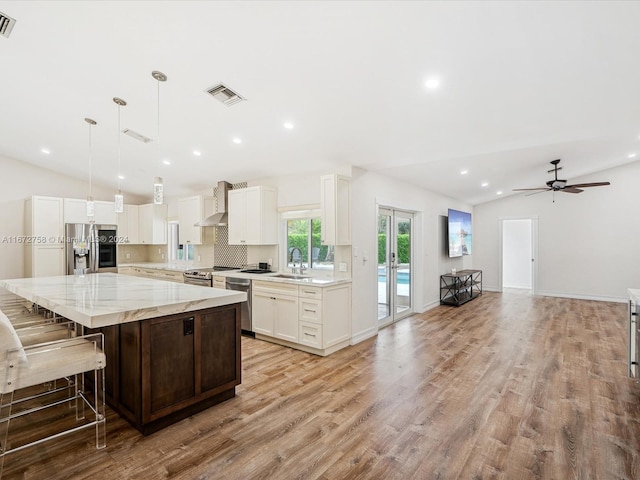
[{"xmin": 286, "ymin": 218, "xmax": 333, "ymax": 270}]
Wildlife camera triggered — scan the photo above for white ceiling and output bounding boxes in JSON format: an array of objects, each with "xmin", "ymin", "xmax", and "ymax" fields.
[{"xmin": 1, "ymin": 1, "xmax": 640, "ymax": 205}]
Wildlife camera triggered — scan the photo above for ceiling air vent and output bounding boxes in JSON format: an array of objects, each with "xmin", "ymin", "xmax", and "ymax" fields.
[
  {"xmin": 0, "ymin": 11, "xmax": 16, "ymax": 38},
  {"xmin": 206, "ymin": 83, "xmax": 246, "ymax": 106},
  {"xmin": 123, "ymin": 128, "xmax": 153, "ymax": 143}
]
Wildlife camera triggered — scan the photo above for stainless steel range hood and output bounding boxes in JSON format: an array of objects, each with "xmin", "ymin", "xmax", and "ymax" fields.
[{"xmin": 195, "ymin": 181, "xmax": 232, "ymax": 227}]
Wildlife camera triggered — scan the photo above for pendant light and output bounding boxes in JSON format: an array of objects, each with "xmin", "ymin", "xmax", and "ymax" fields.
[
  {"xmin": 152, "ymin": 70, "xmax": 167, "ymax": 205},
  {"xmin": 85, "ymin": 117, "xmax": 97, "ymax": 220},
  {"xmin": 113, "ymin": 97, "xmax": 127, "ymax": 213}
]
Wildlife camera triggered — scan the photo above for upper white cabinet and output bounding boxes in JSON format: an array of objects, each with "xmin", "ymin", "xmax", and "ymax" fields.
[
  {"xmin": 138, "ymin": 204, "xmax": 167, "ymax": 245},
  {"xmin": 228, "ymin": 186, "xmax": 277, "ymax": 245},
  {"xmin": 63, "ymin": 198, "xmax": 117, "ymax": 225},
  {"xmin": 94, "ymin": 201, "xmax": 117, "ymax": 225},
  {"xmin": 178, "ymin": 195, "xmax": 213, "ymax": 245},
  {"xmin": 320, "ymin": 174, "xmax": 351, "ymax": 246},
  {"xmin": 116, "ymin": 204, "xmax": 139, "ymax": 244},
  {"xmin": 24, "ymin": 196, "xmax": 65, "ymax": 277}
]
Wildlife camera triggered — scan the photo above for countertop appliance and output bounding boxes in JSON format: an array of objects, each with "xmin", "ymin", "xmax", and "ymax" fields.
[
  {"xmin": 239, "ymin": 263, "xmax": 273, "ymax": 274},
  {"xmin": 183, "ymin": 266, "xmax": 239, "ymax": 287},
  {"xmin": 65, "ymin": 223, "xmax": 118, "ymax": 275}
]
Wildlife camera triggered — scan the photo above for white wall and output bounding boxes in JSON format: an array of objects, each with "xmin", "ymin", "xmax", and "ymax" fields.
[
  {"xmin": 0, "ymin": 154, "xmax": 145, "ymax": 280},
  {"xmin": 350, "ymin": 168, "xmax": 473, "ymax": 342},
  {"xmin": 502, "ymin": 219, "xmax": 532, "ymax": 289},
  {"xmin": 247, "ymin": 168, "xmax": 473, "ymax": 343},
  {"xmin": 473, "ymin": 160, "xmax": 640, "ymax": 302}
]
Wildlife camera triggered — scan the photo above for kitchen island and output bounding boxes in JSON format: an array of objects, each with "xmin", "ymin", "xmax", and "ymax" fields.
[{"xmin": 0, "ymin": 273, "xmax": 247, "ymax": 435}]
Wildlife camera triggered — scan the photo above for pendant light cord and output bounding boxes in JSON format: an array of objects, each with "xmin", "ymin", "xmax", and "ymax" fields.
[
  {"xmin": 117, "ymin": 103, "xmax": 121, "ymax": 192},
  {"xmin": 88, "ymin": 121, "xmax": 93, "ymax": 198}
]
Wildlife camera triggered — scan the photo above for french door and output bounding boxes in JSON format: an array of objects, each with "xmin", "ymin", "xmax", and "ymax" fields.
[{"xmin": 378, "ymin": 207, "xmax": 413, "ymax": 327}]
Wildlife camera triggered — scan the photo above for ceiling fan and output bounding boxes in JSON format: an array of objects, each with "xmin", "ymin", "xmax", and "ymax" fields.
[{"xmin": 513, "ymin": 159, "xmax": 610, "ymax": 197}]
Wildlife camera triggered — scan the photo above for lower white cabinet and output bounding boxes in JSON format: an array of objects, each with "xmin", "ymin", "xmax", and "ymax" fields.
[
  {"xmin": 252, "ymin": 281, "xmax": 299, "ymax": 342},
  {"xmin": 252, "ymin": 280, "xmax": 351, "ymax": 356},
  {"xmin": 118, "ymin": 266, "xmax": 183, "ymax": 283}
]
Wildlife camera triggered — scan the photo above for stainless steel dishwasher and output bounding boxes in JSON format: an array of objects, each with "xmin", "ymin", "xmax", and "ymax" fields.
[{"xmin": 226, "ymin": 277, "xmax": 253, "ymax": 336}]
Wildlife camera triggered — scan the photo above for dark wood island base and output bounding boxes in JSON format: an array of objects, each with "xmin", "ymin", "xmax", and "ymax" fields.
[{"xmin": 91, "ymin": 303, "xmax": 241, "ymax": 435}]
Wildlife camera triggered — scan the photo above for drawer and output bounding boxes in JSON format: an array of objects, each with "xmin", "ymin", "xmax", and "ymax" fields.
[
  {"xmin": 299, "ymin": 298, "xmax": 322, "ymax": 324},
  {"xmin": 212, "ymin": 277, "xmax": 226, "ymax": 288},
  {"xmin": 299, "ymin": 321, "xmax": 322, "ymax": 349},
  {"xmin": 253, "ymin": 280, "xmax": 299, "ymax": 296},
  {"xmin": 156, "ymin": 270, "xmax": 183, "ymax": 282},
  {"xmin": 299, "ymin": 286, "xmax": 322, "ymax": 299}
]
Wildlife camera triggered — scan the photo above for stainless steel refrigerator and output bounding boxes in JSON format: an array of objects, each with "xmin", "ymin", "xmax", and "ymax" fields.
[{"xmin": 65, "ymin": 223, "xmax": 118, "ymax": 275}]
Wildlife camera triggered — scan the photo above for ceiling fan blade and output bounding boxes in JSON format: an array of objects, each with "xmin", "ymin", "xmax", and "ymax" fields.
[
  {"xmin": 564, "ymin": 182, "xmax": 610, "ymax": 188},
  {"xmin": 562, "ymin": 187, "xmax": 583, "ymax": 193},
  {"xmin": 512, "ymin": 187, "xmax": 549, "ymax": 191},
  {"xmin": 525, "ymin": 189, "xmax": 552, "ymax": 197}
]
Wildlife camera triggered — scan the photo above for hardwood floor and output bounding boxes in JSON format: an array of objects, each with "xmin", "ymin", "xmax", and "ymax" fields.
[{"xmin": 3, "ymin": 291, "xmax": 639, "ymax": 479}]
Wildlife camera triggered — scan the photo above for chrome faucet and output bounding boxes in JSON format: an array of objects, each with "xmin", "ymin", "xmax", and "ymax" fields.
[{"xmin": 289, "ymin": 247, "xmax": 302, "ymax": 274}]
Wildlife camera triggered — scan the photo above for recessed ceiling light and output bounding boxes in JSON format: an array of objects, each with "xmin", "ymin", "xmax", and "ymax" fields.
[
  {"xmin": 424, "ymin": 78, "xmax": 440, "ymax": 89},
  {"xmin": 481, "ymin": 182, "xmax": 489, "ymax": 187},
  {"xmin": 496, "ymin": 191, "xmax": 503, "ymax": 195},
  {"xmin": 163, "ymin": 160, "xmax": 171, "ymax": 165},
  {"xmin": 41, "ymin": 148, "xmax": 50, "ymax": 155},
  {"xmin": 284, "ymin": 122, "xmax": 294, "ymax": 129},
  {"xmin": 628, "ymin": 152, "xmax": 637, "ymax": 158},
  {"xmin": 117, "ymin": 175, "xmax": 125, "ymax": 180},
  {"xmin": 193, "ymin": 150, "xmax": 201, "ymax": 156},
  {"xmin": 233, "ymin": 137, "xmax": 242, "ymax": 144},
  {"xmin": 460, "ymin": 170, "xmax": 468, "ymax": 175}
]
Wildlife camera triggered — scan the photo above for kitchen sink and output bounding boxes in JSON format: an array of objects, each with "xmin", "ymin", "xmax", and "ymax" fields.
[{"xmin": 271, "ymin": 273, "xmax": 312, "ymax": 279}]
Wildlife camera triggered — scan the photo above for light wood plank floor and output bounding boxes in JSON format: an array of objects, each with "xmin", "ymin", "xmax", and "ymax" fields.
[{"xmin": 3, "ymin": 291, "xmax": 640, "ymax": 479}]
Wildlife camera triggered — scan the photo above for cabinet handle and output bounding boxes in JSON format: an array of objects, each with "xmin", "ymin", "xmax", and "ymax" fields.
[
  {"xmin": 302, "ymin": 290, "xmax": 316, "ymax": 295},
  {"xmin": 304, "ymin": 332, "xmax": 316, "ymax": 337},
  {"xmin": 304, "ymin": 308, "xmax": 316, "ymax": 313}
]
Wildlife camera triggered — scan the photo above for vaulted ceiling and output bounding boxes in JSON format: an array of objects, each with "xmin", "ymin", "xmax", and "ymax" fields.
[{"xmin": 1, "ymin": 1, "xmax": 639, "ymax": 205}]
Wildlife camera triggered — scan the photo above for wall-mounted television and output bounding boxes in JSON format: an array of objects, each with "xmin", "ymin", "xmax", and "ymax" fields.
[{"xmin": 448, "ymin": 208, "xmax": 472, "ymax": 258}]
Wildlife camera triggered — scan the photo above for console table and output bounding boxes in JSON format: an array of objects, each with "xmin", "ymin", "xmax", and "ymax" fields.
[{"xmin": 440, "ymin": 269, "xmax": 482, "ymax": 307}]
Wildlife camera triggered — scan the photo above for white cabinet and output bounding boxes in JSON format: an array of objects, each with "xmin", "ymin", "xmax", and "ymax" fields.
[
  {"xmin": 178, "ymin": 195, "xmax": 213, "ymax": 245},
  {"xmin": 63, "ymin": 198, "xmax": 117, "ymax": 225},
  {"xmin": 252, "ymin": 281, "xmax": 299, "ymax": 342},
  {"xmin": 252, "ymin": 280, "xmax": 351, "ymax": 356},
  {"xmin": 320, "ymin": 174, "xmax": 351, "ymax": 246},
  {"xmin": 24, "ymin": 196, "xmax": 65, "ymax": 277},
  {"xmin": 116, "ymin": 204, "xmax": 139, "ymax": 244},
  {"xmin": 138, "ymin": 204, "xmax": 167, "ymax": 245},
  {"xmin": 94, "ymin": 201, "xmax": 117, "ymax": 225},
  {"xmin": 228, "ymin": 186, "xmax": 277, "ymax": 245}
]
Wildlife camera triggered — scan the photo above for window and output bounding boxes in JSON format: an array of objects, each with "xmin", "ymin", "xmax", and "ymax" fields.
[{"xmin": 285, "ymin": 217, "xmax": 333, "ymax": 271}]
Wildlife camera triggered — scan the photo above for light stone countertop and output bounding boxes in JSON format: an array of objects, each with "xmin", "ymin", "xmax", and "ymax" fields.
[
  {"xmin": 0, "ymin": 273, "xmax": 246, "ymax": 329},
  {"xmin": 118, "ymin": 262, "xmax": 212, "ymax": 272},
  {"xmin": 629, "ymin": 289, "xmax": 640, "ymax": 304},
  {"xmin": 119, "ymin": 262, "xmax": 352, "ymax": 286},
  {"xmin": 209, "ymin": 270, "xmax": 352, "ymax": 286}
]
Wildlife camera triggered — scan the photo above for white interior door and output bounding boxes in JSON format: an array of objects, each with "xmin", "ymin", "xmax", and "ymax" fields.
[{"xmin": 501, "ymin": 217, "xmax": 537, "ymax": 293}]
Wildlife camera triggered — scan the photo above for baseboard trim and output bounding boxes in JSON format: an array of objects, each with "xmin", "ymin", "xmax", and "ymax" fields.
[
  {"xmin": 421, "ymin": 299, "xmax": 441, "ymax": 312},
  {"xmin": 535, "ymin": 290, "xmax": 627, "ymax": 304},
  {"xmin": 351, "ymin": 326, "xmax": 377, "ymax": 345}
]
